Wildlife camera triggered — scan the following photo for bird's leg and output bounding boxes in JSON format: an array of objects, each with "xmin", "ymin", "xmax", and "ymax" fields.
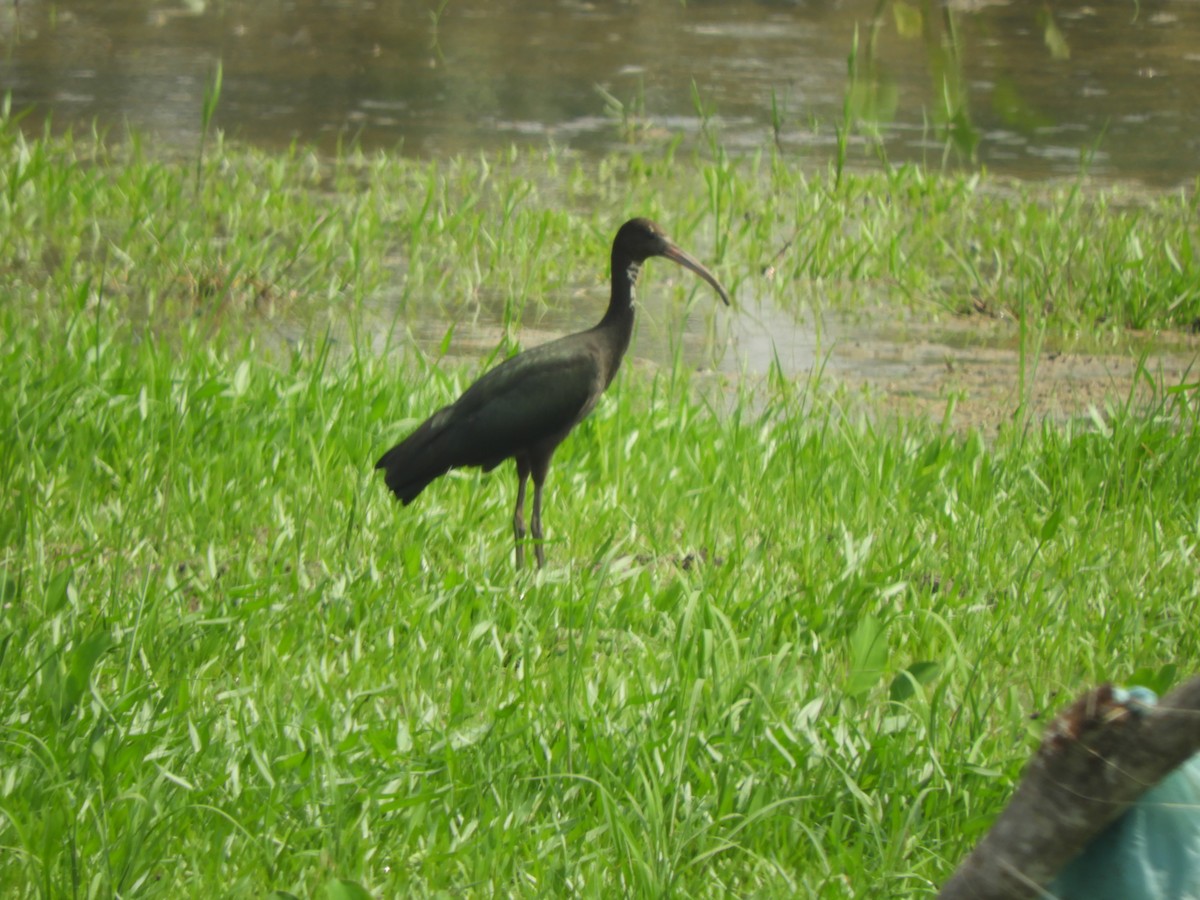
[
  {"xmin": 513, "ymin": 456, "xmax": 531, "ymax": 568},
  {"xmin": 530, "ymin": 457, "xmax": 550, "ymax": 569}
]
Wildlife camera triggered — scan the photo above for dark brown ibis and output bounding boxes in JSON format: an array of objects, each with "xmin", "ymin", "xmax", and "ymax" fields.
[{"xmin": 375, "ymin": 218, "xmax": 730, "ymax": 568}]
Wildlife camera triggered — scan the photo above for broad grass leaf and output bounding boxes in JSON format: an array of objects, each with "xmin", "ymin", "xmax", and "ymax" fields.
[
  {"xmin": 61, "ymin": 630, "xmax": 113, "ymax": 719},
  {"xmin": 0, "ymin": 569, "xmax": 18, "ymax": 602},
  {"xmin": 45, "ymin": 569, "xmax": 72, "ymax": 613},
  {"xmin": 317, "ymin": 879, "xmax": 374, "ymax": 900},
  {"xmin": 889, "ymin": 660, "xmax": 941, "ymax": 702},
  {"xmin": 1040, "ymin": 504, "xmax": 1063, "ymax": 543},
  {"xmin": 845, "ymin": 614, "xmax": 889, "ymax": 698}
]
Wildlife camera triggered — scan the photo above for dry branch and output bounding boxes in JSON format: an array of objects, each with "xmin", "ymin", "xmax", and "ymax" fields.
[{"xmin": 939, "ymin": 676, "xmax": 1200, "ymax": 900}]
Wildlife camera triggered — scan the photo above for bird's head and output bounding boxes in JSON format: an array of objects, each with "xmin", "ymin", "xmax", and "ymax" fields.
[{"xmin": 614, "ymin": 218, "xmax": 731, "ymax": 305}]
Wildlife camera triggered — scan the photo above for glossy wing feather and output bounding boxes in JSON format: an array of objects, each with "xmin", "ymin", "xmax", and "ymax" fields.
[{"xmin": 375, "ymin": 335, "xmax": 605, "ymax": 504}]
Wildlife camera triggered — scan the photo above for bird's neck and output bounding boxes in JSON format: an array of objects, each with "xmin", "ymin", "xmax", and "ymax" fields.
[
  {"xmin": 594, "ymin": 257, "xmax": 640, "ymax": 378},
  {"xmin": 601, "ymin": 258, "xmax": 640, "ymax": 325}
]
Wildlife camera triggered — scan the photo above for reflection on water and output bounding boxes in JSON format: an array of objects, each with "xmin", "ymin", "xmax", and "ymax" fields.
[{"xmin": 3, "ymin": 0, "xmax": 1200, "ymax": 186}]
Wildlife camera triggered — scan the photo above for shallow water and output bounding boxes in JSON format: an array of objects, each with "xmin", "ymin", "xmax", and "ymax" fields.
[{"xmin": 4, "ymin": 1, "xmax": 1200, "ymax": 186}]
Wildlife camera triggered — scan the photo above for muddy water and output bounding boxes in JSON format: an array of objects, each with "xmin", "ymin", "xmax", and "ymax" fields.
[
  {"xmin": 818, "ymin": 314, "xmax": 1200, "ymax": 432},
  {"xmin": 5, "ymin": 0, "xmax": 1200, "ymax": 425},
  {"xmin": 364, "ymin": 272, "xmax": 1199, "ymax": 432}
]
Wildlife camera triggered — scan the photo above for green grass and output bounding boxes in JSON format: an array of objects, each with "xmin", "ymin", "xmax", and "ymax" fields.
[{"xmin": 3, "ymin": 115, "xmax": 1200, "ymax": 896}]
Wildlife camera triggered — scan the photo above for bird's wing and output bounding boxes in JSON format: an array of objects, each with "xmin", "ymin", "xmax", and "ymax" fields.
[{"xmin": 442, "ymin": 340, "xmax": 605, "ymax": 469}]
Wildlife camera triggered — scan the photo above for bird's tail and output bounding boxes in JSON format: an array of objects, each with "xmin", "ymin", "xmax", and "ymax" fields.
[{"xmin": 375, "ymin": 420, "xmax": 449, "ymax": 505}]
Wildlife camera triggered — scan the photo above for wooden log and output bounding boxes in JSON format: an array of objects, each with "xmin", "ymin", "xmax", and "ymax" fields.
[{"xmin": 939, "ymin": 676, "xmax": 1200, "ymax": 900}]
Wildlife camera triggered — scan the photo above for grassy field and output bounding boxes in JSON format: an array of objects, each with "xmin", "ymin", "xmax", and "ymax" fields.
[{"xmin": 2, "ymin": 110, "xmax": 1200, "ymax": 897}]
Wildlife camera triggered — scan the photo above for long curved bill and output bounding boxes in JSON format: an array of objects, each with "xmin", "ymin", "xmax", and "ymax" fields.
[{"xmin": 662, "ymin": 242, "xmax": 732, "ymax": 306}]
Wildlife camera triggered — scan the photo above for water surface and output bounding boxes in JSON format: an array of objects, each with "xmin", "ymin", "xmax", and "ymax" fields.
[{"xmin": 4, "ymin": 1, "xmax": 1199, "ymax": 185}]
